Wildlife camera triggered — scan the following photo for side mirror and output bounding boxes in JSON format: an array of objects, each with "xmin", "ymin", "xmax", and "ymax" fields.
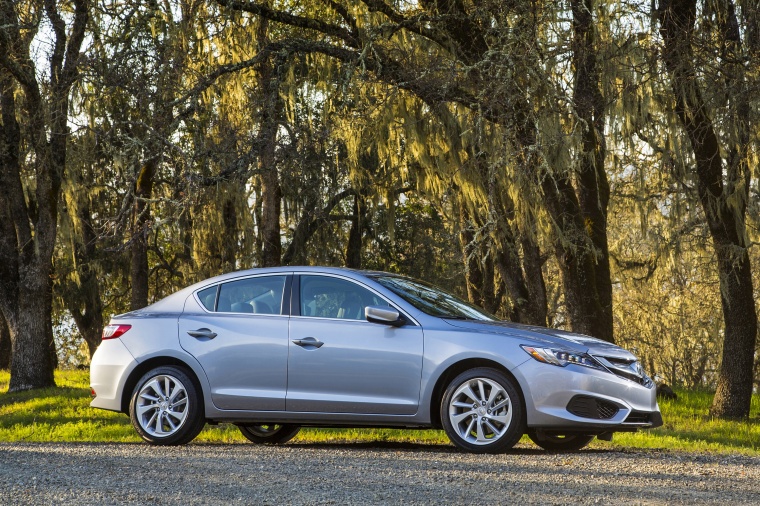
[{"xmin": 365, "ymin": 306, "xmax": 405, "ymax": 327}]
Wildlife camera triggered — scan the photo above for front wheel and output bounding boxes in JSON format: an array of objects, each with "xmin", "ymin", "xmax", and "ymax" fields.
[
  {"xmin": 527, "ymin": 429, "xmax": 594, "ymax": 452},
  {"xmin": 237, "ymin": 424, "xmax": 301, "ymax": 444},
  {"xmin": 129, "ymin": 366, "xmax": 206, "ymax": 445},
  {"xmin": 441, "ymin": 368, "xmax": 525, "ymax": 453}
]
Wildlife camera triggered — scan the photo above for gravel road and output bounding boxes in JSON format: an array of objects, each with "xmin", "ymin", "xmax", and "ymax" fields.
[{"xmin": 1, "ymin": 441, "xmax": 758, "ymax": 505}]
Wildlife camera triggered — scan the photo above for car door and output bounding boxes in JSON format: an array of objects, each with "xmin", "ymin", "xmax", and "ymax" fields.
[
  {"xmin": 179, "ymin": 274, "xmax": 290, "ymax": 411},
  {"xmin": 286, "ymin": 274, "xmax": 423, "ymax": 415}
]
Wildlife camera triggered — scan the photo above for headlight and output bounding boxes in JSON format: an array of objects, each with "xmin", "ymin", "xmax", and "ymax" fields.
[{"xmin": 520, "ymin": 345, "xmax": 606, "ymax": 370}]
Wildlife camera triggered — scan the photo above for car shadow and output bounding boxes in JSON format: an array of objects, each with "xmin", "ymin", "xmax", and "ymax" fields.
[{"xmin": 281, "ymin": 440, "xmax": 625, "ymax": 455}]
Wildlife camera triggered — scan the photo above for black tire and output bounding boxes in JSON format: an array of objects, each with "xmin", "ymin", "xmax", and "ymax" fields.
[
  {"xmin": 440, "ymin": 367, "xmax": 525, "ymax": 454},
  {"xmin": 527, "ymin": 429, "xmax": 594, "ymax": 452},
  {"xmin": 129, "ymin": 365, "xmax": 206, "ymax": 445},
  {"xmin": 237, "ymin": 424, "xmax": 301, "ymax": 444}
]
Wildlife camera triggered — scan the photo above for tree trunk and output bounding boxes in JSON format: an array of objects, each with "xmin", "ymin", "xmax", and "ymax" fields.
[
  {"xmin": 221, "ymin": 197, "xmax": 238, "ymax": 271},
  {"xmin": 260, "ymin": 165, "xmax": 282, "ymax": 267},
  {"xmin": 541, "ymin": 174, "xmax": 610, "ymax": 340},
  {"xmin": 571, "ymin": 0, "xmax": 614, "ymax": 341},
  {"xmin": 492, "ymin": 204, "xmax": 547, "ymax": 326},
  {"xmin": 130, "ymin": 159, "xmax": 157, "ymax": 310},
  {"xmin": 345, "ymin": 194, "xmax": 364, "ymax": 269},
  {"xmin": 256, "ymin": 20, "xmax": 283, "ymax": 268},
  {"xmin": 659, "ymin": 0, "xmax": 758, "ymax": 419},
  {"xmin": 0, "ymin": 70, "xmax": 17, "ymax": 372},
  {"xmin": 0, "ymin": 311, "xmax": 10, "ymax": 370},
  {"xmin": 520, "ymin": 232, "xmax": 549, "ymax": 326},
  {"xmin": 9, "ymin": 267, "xmax": 57, "ymax": 390},
  {"xmin": 66, "ymin": 199, "xmax": 104, "ymax": 358},
  {"xmin": 515, "ymin": 100, "xmax": 613, "ymax": 341}
]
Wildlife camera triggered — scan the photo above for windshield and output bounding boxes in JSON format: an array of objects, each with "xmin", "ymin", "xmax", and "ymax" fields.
[{"xmin": 370, "ymin": 275, "xmax": 497, "ymax": 321}]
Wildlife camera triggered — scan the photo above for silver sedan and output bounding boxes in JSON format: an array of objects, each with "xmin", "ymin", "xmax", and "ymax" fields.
[{"xmin": 90, "ymin": 267, "xmax": 662, "ymax": 453}]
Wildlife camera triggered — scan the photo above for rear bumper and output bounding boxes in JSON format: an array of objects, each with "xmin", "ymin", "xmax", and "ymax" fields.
[{"xmin": 90, "ymin": 339, "xmax": 138, "ymax": 412}]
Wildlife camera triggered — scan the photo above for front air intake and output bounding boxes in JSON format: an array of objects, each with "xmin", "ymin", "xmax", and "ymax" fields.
[{"xmin": 567, "ymin": 395, "xmax": 620, "ymax": 420}]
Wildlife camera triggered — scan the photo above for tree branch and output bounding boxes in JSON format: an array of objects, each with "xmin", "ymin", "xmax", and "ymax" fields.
[{"xmin": 215, "ymin": 0, "xmax": 359, "ymax": 46}]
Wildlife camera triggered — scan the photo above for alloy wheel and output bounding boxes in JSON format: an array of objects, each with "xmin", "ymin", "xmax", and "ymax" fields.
[
  {"xmin": 135, "ymin": 374, "xmax": 189, "ymax": 438},
  {"xmin": 448, "ymin": 377, "xmax": 514, "ymax": 446}
]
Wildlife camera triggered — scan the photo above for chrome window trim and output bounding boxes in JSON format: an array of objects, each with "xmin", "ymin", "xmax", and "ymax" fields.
[
  {"xmin": 193, "ymin": 272, "xmax": 292, "ymax": 315},
  {"xmin": 288, "ymin": 314, "xmax": 399, "ymax": 324}
]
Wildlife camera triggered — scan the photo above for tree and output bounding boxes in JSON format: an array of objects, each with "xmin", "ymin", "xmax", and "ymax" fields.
[
  {"xmin": 0, "ymin": 0, "xmax": 89, "ymax": 391},
  {"xmin": 210, "ymin": 0, "xmax": 618, "ymax": 339},
  {"xmin": 657, "ymin": 0, "xmax": 757, "ymax": 418}
]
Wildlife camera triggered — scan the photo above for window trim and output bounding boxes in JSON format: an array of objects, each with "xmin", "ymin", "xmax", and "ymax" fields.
[
  {"xmin": 193, "ymin": 273, "xmax": 293, "ymax": 316},
  {"xmin": 290, "ymin": 273, "xmax": 418, "ymax": 326}
]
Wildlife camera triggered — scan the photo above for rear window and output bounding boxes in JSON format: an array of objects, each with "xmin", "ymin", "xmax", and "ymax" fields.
[
  {"xmin": 197, "ymin": 286, "xmax": 217, "ymax": 311},
  {"xmin": 217, "ymin": 275, "xmax": 287, "ymax": 314}
]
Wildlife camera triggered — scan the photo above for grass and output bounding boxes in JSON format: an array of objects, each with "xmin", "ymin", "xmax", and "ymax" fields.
[{"xmin": 1, "ymin": 370, "xmax": 758, "ymax": 454}]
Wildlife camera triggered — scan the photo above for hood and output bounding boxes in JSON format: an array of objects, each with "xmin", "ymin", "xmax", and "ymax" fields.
[{"xmin": 443, "ymin": 319, "xmax": 636, "ymax": 361}]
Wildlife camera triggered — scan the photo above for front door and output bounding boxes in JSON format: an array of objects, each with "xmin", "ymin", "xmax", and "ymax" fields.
[{"xmin": 286, "ymin": 274, "xmax": 423, "ymax": 415}]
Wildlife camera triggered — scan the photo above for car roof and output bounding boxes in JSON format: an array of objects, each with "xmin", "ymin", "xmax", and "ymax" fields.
[
  {"xmin": 122, "ymin": 266, "xmax": 417, "ymax": 317},
  {"xmin": 191, "ymin": 266, "xmax": 408, "ymax": 287}
]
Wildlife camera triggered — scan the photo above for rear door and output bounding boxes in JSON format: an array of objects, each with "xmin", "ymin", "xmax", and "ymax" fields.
[
  {"xmin": 286, "ymin": 274, "xmax": 424, "ymax": 415},
  {"xmin": 179, "ymin": 274, "xmax": 291, "ymax": 410}
]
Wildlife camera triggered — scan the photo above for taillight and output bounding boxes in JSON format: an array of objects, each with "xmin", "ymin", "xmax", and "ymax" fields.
[{"xmin": 102, "ymin": 324, "xmax": 132, "ymax": 340}]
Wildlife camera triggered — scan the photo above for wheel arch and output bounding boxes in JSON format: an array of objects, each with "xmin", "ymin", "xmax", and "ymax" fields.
[
  {"xmin": 428, "ymin": 358, "xmax": 527, "ymax": 429},
  {"xmin": 121, "ymin": 356, "xmax": 205, "ymax": 414}
]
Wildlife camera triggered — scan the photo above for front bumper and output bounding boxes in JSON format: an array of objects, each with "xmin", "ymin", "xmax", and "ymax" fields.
[
  {"xmin": 90, "ymin": 338, "xmax": 138, "ymax": 412},
  {"xmin": 513, "ymin": 358, "xmax": 662, "ymax": 431}
]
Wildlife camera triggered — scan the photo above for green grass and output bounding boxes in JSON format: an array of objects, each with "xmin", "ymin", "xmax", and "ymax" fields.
[{"xmin": 1, "ymin": 370, "xmax": 758, "ymax": 454}]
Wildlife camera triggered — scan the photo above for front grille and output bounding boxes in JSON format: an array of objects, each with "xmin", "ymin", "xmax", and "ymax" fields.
[
  {"xmin": 593, "ymin": 356, "xmax": 654, "ymax": 388},
  {"xmin": 567, "ymin": 395, "xmax": 620, "ymax": 420}
]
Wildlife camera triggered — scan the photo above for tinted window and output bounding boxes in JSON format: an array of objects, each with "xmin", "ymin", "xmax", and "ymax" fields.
[
  {"xmin": 300, "ymin": 276, "xmax": 389, "ymax": 320},
  {"xmin": 216, "ymin": 276, "xmax": 287, "ymax": 314}
]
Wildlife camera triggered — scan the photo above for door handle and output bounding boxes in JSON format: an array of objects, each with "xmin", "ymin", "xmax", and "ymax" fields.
[
  {"xmin": 292, "ymin": 337, "xmax": 324, "ymax": 349},
  {"xmin": 187, "ymin": 328, "xmax": 217, "ymax": 339}
]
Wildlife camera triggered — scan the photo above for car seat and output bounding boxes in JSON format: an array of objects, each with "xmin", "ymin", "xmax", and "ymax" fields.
[
  {"xmin": 339, "ymin": 298, "xmax": 363, "ymax": 320},
  {"xmin": 230, "ymin": 302, "xmax": 253, "ymax": 313},
  {"xmin": 203, "ymin": 293, "xmax": 216, "ymax": 311},
  {"xmin": 252, "ymin": 300, "xmax": 274, "ymax": 314},
  {"xmin": 217, "ymin": 294, "xmax": 232, "ymax": 312}
]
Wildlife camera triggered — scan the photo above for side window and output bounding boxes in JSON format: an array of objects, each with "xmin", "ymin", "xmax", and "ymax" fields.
[
  {"xmin": 197, "ymin": 286, "xmax": 217, "ymax": 311},
  {"xmin": 216, "ymin": 275, "xmax": 287, "ymax": 314},
  {"xmin": 300, "ymin": 275, "xmax": 389, "ymax": 320}
]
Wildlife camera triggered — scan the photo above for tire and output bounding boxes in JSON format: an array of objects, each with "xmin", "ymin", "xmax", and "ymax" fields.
[
  {"xmin": 129, "ymin": 366, "xmax": 206, "ymax": 445},
  {"xmin": 527, "ymin": 429, "xmax": 594, "ymax": 452},
  {"xmin": 440, "ymin": 367, "xmax": 525, "ymax": 454},
  {"xmin": 237, "ymin": 424, "xmax": 301, "ymax": 444}
]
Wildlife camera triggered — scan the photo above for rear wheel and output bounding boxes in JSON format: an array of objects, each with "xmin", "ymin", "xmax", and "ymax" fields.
[
  {"xmin": 237, "ymin": 424, "xmax": 301, "ymax": 444},
  {"xmin": 527, "ymin": 429, "xmax": 594, "ymax": 452},
  {"xmin": 440, "ymin": 368, "xmax": 525, "ymax": 454},
  {"xmin": 130, "ymin": 366, "xmax": 205, "ymax": 445}
]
